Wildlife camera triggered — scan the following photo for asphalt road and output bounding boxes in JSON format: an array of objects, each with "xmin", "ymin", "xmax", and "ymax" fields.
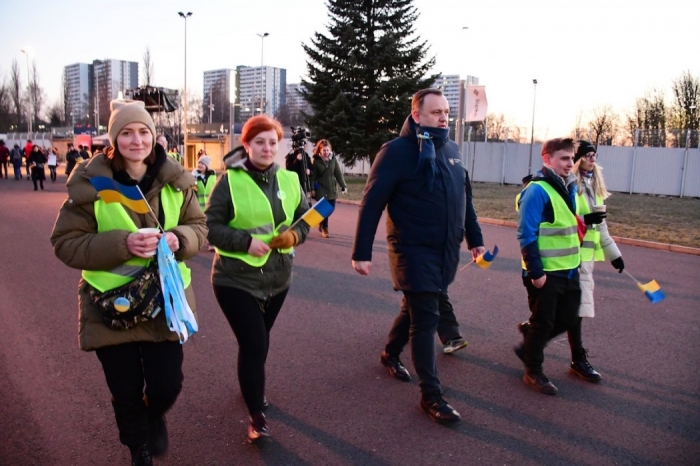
[{"xmin": 1, "ymin": 173, "xmax": 699, "ymax": 466}]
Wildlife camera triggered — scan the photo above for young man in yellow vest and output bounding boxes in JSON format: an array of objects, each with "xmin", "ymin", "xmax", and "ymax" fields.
[{"xmin": 514, "ymin": 138, "xmax": 605, "ymax": 395}]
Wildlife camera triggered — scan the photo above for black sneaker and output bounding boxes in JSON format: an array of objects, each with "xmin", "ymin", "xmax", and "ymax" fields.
[
  {"xmin": 148, "ymin": 415, "xmax": 168, "ymax": 457},
  {"xmin": 380, "ymin": 351, "xmax": 411, "ymax": 382},
  {"xmin": 570, "ymin": 348, "xmax": 602, "ymax": 382},
  {"xmin": 523, "ymin": 372, "xmax": 558, "ymax": 395},
  {"xmin": 420, "ymin": 394, "xmax": 461, "ymax": 424},
  {"xmin": 247, "ymin": 412, "xmax": 270, "ymax": 444},
  {"xmin": 129, "ymin": 443, "xmax": 153, "ymax": 466}
]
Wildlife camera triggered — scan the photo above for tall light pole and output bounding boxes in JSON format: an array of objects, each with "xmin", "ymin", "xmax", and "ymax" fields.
[
  {"xmin": 95, "ymin": 61, "xmax": 100, "ymax": 132},
  {"xmin": 21, "ymin": 49, "xmax": 32, "ymax": 134},
  {"xmin": 257, "ymin": 32, "xmax": 269, "ymax": 115},
  {"xmin": 178, "ymin": 11, "xmax": 192, "ymax": 160},
  {"xmin": 527, "ymin": 78, "xmax": 538, "ymax": 174}
]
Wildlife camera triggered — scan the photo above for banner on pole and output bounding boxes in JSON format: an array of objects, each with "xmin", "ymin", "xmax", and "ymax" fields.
[{"xmin": 465, "ymin": 86, "xmax": 488, "ymax": 122}]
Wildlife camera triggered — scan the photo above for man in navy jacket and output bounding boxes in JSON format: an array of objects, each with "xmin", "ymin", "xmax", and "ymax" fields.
[{"xmin": 352, "ymin": 88, "xmax": 484, "ymax": 424}]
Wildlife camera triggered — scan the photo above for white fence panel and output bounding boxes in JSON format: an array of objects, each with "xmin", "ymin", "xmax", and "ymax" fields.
[
  {"xmin": 631, "ymin": 147, "xmax": 685, "ymax": 196},
  {"xmin": 595, "ymin": 146, "xmax": 633, "ymax": 193},
  {"xmin": 681, "ymin": 149, "xmax": 700, "ymax": 197}
]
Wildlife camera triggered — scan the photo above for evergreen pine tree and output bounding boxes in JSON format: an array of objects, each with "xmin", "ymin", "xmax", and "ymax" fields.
[{"xmin": 301, "ymin": 0, "xmax": 438, "ymax": 166}]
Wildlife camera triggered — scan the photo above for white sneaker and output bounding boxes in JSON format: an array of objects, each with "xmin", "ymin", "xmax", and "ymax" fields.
[{"xmin": 443, "ymin": 338, "xmax": 468, "ymax": 354}]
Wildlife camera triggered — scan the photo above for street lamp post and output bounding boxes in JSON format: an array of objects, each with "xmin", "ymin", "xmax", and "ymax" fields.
[
  {"xmin": 257, "ymin": 32, "xmax": 269, "ymax": 115},
  {"xmin": 527, "ymin": 78, "xmax": 538, "ymax": 174},
  {"xmin": 95, "ymin": 62, "xmax": 100, "ymax": 132},
  {"xmin": 178, "ymin": 11, "xmax": 192, "ymax": 161},
  {"xmin": 21, "ymin": 49, "xmax": 32, "ymax": 134}
]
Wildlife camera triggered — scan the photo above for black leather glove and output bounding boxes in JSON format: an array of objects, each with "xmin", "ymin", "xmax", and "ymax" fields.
[
  {"xmin": 583, "ymin": 212, "xmax": 607, "ymax": 225},
  {"xmin": 611, "ymin": 256, "xmax": 624, "ymax": 273}
]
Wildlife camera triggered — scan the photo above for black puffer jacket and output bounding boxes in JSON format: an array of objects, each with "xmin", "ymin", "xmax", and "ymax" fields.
[{"xmin": 352, "ymin": 116, "xmax": 483, "ymax": 292}]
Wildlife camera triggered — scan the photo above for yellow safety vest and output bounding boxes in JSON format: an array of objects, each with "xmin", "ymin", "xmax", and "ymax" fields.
[
  {"xmin": 215, "ymin": 168, "xmax": 300, "ymax": 267},
  {"xmin": 82, "ymin": 184, "xmax": 191, "ymax": 293},
  {"xmin": 576, "ymin": 192, "xmax": 604, "ymax": 262},
  {"xmin": 517, "ymin": 181, "xmax": 581, "ymax": 271},
  {"xmin": 196, "ymin": 174, "xmax": 216, "ymax": 211}
]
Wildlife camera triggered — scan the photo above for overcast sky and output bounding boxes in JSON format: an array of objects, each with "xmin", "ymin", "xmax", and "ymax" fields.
[{"xmin": 1, "ymin": 0, "xmax": 697, "ymax": 139}]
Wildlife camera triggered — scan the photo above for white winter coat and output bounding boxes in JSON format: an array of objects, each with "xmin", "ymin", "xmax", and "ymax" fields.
[{"xmin": 578, "ymin": 176, "xmax": 621, "ymax": 317}]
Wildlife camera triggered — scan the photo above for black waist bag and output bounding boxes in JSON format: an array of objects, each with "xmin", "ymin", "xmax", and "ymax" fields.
[{"xmin": 90, "ymin": 261, "xmax": 164, "ymax": 330}]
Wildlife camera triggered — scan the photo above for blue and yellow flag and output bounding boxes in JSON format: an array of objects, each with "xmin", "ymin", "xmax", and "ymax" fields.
[
  {"xmin": 90, "ymin": 176, "xmax": 151, "ymax": 214},
  {"xmin": 637, "ymin": 279, "xmax": 666, "ymax": 304},
  {"xmin": 476, "ymin": 245, "xmax": 499, "ymax": 269},
  {"xmin": 301, "ymin": 197, "xmax": 335, "ymax": 228}
]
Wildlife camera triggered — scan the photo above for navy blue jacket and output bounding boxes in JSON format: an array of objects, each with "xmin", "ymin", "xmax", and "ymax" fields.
[{"xmin": 352, "ymin": 116, "xmax": 483, "ymax": 292}]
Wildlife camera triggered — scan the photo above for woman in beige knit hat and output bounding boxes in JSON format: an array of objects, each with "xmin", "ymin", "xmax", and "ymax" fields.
[{"xmin": 51, "ymin": 99, "xmax": 208, "ymax": 466}]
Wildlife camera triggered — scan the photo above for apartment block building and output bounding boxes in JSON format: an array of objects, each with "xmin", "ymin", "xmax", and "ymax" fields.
[
  {"xmin": 203, "ymin": 69, "xmax": 235, "ymax": 124},
  {"xmin": 236, "ymin": 65, "xmax": 286, "ymax": 120},
  {"xmin": 64, "ymin": 59, "xmax": 138, "ymax": 129}
]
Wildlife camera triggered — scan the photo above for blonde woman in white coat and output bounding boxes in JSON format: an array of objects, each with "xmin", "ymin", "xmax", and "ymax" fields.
[{"xmin": 569, "ymin": 140, "xmax": 624, "ymax": 382}]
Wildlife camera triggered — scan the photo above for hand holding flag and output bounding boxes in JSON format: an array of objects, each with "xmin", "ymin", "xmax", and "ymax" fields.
[{"xmin": 460, "ymin": 245, "xmax": 499, "ymax": 271}]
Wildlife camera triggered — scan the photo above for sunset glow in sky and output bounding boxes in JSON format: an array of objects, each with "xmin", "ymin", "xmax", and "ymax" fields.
[{"xmin": 1, "ymin": 0, "xmax": 697, "ymax": 139}]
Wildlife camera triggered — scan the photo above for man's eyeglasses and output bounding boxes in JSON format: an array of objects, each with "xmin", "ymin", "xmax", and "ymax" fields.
[{"xmin": 583, "ymin": 153, "xmax": 597, "ymax": 160}]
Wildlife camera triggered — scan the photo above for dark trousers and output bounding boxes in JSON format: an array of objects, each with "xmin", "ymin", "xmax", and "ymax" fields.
[
  {"xmin": 213, "ymin": 285, "xmax": 288, "ymax": 415},
  {"xmin": 13, "ymin": 164, "xmax": 21, "ymax": 180},
  {"xmin": 522, "ymin": 274, "xmax": 581, "ymax": 374},
  {"xmin": 48, "ymin": 165, "xmax": 57, "ymax": 182},
  {"xmin": 386, "ymin": 291, "xmax": 442, "ymax": 396},
  {"xmin": 96, "ymin": 341, "xmax": 184, "ymax": 448},
  {"xmin": 0, "ymin": 160, "xmax": 7, "ymax": 178},
  {"xmin": 319, "ymin": 199, "xmax": 336, "ymax": 231},
  {"xmin": 386, "ymin": 292, "xmax": 461, "ymax": 355}
]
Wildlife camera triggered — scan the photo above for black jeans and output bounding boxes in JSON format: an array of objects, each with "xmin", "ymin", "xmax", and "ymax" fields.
[
  {"xmin": 96, "ymin": 341, "xmax": 184, "ymax": 448},
  {"xmin": 48, "ymin": 165, "xmax": 57, "ymax": 181},
  {"xmin": 386, "ymin": 291, "xmax": 442, "ymax": 396},
  {"xmin": 522, "ymin": 274, "xmax": 581, "ymax": 374},
  {"xmin": 386, "ymin": 292, "xmax": 462, "ymax": 356},
  {"xmin": 319, "ymin": 199, "xmax": 336, "ymax": 231},
  {"xmin": 213, "ymin": 285, "xmax": 288, "ymax": 415}
]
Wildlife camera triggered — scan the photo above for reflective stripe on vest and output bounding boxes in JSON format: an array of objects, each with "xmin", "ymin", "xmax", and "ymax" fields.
[
  {"xmin": 576, "ymin": 192, "xmax": 604, "ymax": 262},
  {"xmin": 216, "ymin": 168, "xmax": 300, "ymax": 267},
  {"xmin": 518, "ymin": 181, "xmax": 581, "ymax": 271},
  {"xmin": 196, "ymin": 174, "xmax": 216, "ymax": 210},
  {"xmin": 82, "ymin": 184, "xmax": 191, "ymax": 293}
]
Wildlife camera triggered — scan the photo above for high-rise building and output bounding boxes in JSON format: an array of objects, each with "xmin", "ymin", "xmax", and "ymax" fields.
[
  {"xmin": 63, "ymin": 63, "xmax": 91, "ymax": 126},
  {"xmin": 93, "ymin": 59, "xmax": 139, "ymax": 128},
  {"xmin": 236, "ymin": 65, "xmax": 286, "ymax": 120},
  {"xmin": 203, "ymin": 69, "xmax": 235, "ymax": 123},
  {"xmin": 433, "ymin": 74, "xmax": 479, "ymax": 119},
  {"xmin": 285, "ymin": 83, "xmax": 311, "ymax": 116}
]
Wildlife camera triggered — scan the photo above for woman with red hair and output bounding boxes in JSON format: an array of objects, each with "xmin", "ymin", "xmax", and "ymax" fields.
[{"xmin": 206, "ymin": 115, "xmax": 310, "ymax": 443}]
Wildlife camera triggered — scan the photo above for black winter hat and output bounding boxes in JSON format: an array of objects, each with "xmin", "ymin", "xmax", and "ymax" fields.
[{"xmin": 575, "ymin": 140, "xmax": 596, "ymax": 163}]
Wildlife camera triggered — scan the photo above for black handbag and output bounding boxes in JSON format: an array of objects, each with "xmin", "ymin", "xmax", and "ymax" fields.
[{"xmin": 90, "ymin": 261, "xmax": 164, "ymax": 330}]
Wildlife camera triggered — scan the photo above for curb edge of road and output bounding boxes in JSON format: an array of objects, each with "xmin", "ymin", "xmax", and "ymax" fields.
[{"xmin": 335, "ymin": 198, "xmax": 700, "ymax": 257}]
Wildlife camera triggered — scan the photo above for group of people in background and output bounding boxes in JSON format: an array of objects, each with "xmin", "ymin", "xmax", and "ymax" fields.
[{"xmin": 47, "ymin": 88, "xmax": 622, "ymax": 466}]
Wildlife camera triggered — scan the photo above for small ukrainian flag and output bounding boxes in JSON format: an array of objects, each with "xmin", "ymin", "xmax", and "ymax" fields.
[
  {"xmin": 475, "ymin": 245, "xmax": 499, "ymax": 269},
  {"xmin": 90, "ymin": 176, "xmax": 151, "ymax": 214},
  {"xmin": 636, "ymin": 279, "xmax": 666, "ymax": 304},
  {"xmin": 300, "ymin": 197, "xmax": 335, "ymax": 228}
]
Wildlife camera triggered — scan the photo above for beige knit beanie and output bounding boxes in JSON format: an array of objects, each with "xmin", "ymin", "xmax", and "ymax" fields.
[{"xmin": 107, "ymin": 100, "xmax": 157, "ymax": 149}]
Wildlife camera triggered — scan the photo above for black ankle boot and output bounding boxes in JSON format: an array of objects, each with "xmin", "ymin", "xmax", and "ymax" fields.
[
  {"xmin": 129, "ymin": 443, "xmax": 153, "ymax": 466},
  {"xmin": 570, "ymin": 347, "xmax": 602, "ymax": 382}
]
